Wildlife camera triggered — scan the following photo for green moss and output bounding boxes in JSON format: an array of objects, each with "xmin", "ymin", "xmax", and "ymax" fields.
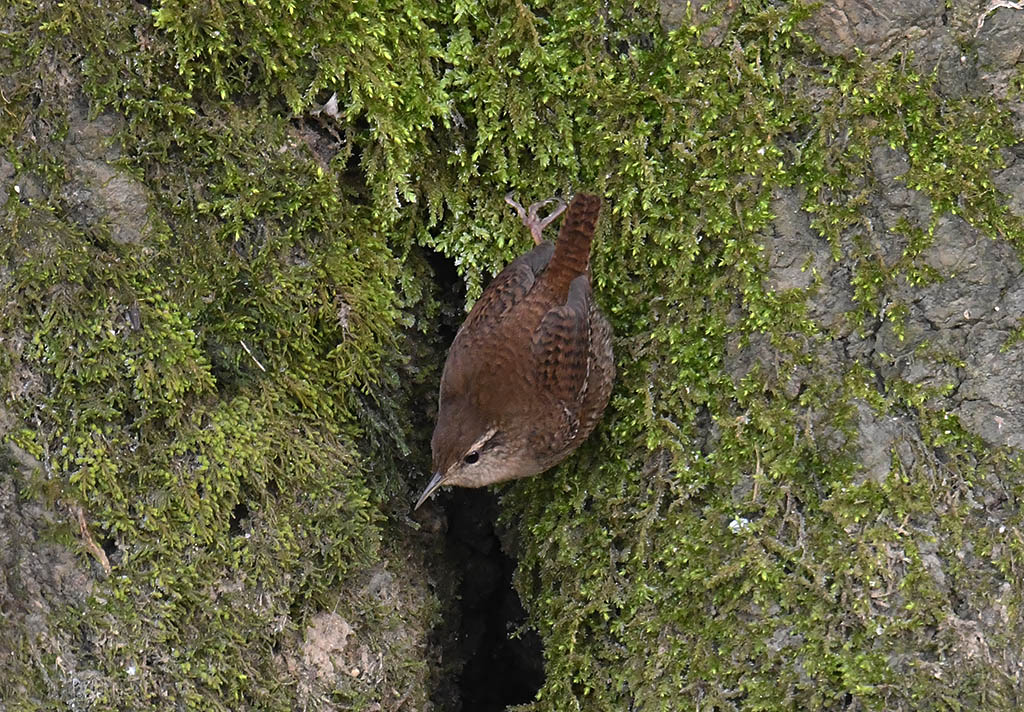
[
  {"xmin": 2, "ymin": 153, "xmax": 400, "ymax": 708},
  {"xmin": 3, "ymin": 1, "xmax": 441, "ymax": 707},
  {"xmin": 3, "ymin": 0, "xmax": 1023, "ymax": 709},
  {"xmin": 491, "ymin": 4, "xmax": 1023, "ymax": 712}
]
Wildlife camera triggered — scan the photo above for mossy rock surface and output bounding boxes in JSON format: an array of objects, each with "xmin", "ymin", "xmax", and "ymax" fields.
[{"xmin": 2, "ymin": 1, "xmax": 1023, "ymax": 710}]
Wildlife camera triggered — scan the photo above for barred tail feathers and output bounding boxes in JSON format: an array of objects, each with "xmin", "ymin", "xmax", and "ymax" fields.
[{"xmin": 546, "ymin": 193, "xmax": 601, "ymax": 294}]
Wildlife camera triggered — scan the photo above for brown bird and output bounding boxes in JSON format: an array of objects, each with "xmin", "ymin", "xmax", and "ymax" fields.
[{"xmin": 415, "ymin": 192, "xmax": 614, "ymax": 509}]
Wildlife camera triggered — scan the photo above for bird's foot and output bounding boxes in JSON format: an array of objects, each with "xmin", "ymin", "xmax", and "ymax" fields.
[{"xmin": 505, "ymin": 192, "xmax": 567, "ymax": 245}]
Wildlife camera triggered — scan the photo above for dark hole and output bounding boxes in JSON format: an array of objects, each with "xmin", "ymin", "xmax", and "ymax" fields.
[
  {"xmin": 100, "ymin": 534, "xmax": 118, "ymax": 561},
  {"xmin": 445, "ymin": 488, "xmax": 544, "ymax": 710},
  {"xmin": 421, "ymin": 243, "xmax": 461, "ymax": 292},
  {"xmin": 229, "ymin": 501, "xmax": 250, "ymax": 536},
  {"xmin": 419, "ymin": 245, "xmax": 466, "ymax": 348},
  {"xmin": 419, "ymin": 242, "xmax": 541, "ymax": 708}
]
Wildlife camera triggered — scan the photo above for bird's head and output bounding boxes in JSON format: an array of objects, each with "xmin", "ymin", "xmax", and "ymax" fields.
[{"xmin": 415, "ymin": 399, "xmax": 533, "ymax": 509}]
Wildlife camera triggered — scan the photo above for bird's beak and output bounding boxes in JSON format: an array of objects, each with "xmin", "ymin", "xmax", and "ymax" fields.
[{"xmin": 414, "ymin": 471, "xmax": 446, "ymax": 510}]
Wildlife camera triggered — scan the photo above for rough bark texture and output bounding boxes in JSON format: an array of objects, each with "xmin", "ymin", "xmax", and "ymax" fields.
[{"xmin": 2, "ymin": 1, "xmax": 1023, "ymax": 710}]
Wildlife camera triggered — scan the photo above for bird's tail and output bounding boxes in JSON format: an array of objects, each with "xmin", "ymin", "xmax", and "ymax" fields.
[{"xmin": 547, "ymin": 193, "xmax": 601, "ymax": 294}]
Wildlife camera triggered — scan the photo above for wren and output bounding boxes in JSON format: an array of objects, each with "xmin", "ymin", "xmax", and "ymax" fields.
[{"xmin": 415, "ymin": 192, "xmax": 614, "ymax": 509}]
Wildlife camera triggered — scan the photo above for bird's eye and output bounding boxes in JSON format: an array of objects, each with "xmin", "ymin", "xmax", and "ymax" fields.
[{"xmin": 463, "ymin": 451, "xmax": 480, "ymax": 464}]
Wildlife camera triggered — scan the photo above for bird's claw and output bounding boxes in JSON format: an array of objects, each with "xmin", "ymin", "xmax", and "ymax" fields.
[{"xmin": 505, "ymin": 193, "xmax": 567, "ymax": 245}]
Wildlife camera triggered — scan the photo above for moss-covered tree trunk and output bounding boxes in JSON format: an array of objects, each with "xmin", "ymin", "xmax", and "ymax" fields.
[{"xmin": 2, "ymin": 1, "xmax": 1023, "ymax": 710}]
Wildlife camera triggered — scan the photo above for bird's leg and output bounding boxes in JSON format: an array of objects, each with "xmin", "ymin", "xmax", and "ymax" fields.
[{"xmin": 505, "ymin": 192, "xmax": 567, "ymax": 245}]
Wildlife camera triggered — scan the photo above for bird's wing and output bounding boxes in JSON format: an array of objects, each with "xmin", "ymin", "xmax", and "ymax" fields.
[
  {"xmin": 531, "ymin": 275, "xmax": 591, "ymax": 410},
  {"xmin": 439, "ymin": 242, "xmax": 555, "ymax": 406},
  {"xmin": 455, "ymin": 242, "xmax": 553, "ymax": 343}
]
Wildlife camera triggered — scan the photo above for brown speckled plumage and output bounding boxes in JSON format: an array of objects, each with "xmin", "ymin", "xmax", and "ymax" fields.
[{"xmin": 416, "ymin": 193, "xmax": 614, "ymax": 509}]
